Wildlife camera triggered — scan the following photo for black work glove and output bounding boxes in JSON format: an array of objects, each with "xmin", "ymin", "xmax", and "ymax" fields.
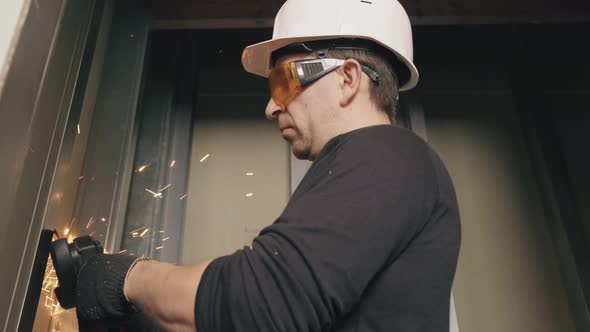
[{"xmin": 76, "ymin": 253, "xmax": 145, "ymax": 322}]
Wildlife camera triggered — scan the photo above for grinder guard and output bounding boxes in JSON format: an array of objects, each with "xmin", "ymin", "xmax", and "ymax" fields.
[{"xmin": 49, "ymin": 236, "xmax": 104, "ymax": 309}]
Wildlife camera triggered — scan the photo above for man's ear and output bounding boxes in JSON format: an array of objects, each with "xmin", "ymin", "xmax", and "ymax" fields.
[{"xmin": 338, "ymin": 59, "xmax": 363, "ymax": 107}]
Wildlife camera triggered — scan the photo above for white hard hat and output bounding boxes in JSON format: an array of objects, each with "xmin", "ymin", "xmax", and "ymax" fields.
[{"xmin": 242, "ymin": 0, "xmax": 419, "ymax": 91}]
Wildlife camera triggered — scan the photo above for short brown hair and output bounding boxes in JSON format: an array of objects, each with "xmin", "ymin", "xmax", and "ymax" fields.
[{"xmin": 326, "ymin": 48, "xmax": 400, "ymax": 121}]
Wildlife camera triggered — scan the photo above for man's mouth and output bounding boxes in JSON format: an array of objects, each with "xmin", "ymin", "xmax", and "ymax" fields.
[{"xmin": 280, "ymin": 127, "xmax": 296, "ymax": 140}]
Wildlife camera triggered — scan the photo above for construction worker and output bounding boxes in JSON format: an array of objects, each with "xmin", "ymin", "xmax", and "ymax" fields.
[{"xmin": 75, "ymin": 0, "xmax": 461, "ymax": 331}]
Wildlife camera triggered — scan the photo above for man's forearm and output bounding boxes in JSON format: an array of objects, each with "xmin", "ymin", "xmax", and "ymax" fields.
[{"xmin": 124, "ymin": 259, "xmax": 214, "ymax": 331}]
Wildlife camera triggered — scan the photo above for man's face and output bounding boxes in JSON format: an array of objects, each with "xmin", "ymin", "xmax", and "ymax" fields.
[{"xmin": 265, "ymin": 53, "xmax": 338, "ymax": 160}]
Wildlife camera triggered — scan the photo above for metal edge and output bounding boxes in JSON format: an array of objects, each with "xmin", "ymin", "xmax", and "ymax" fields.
[{"xmin": 406, "ymin": 97, "xmax": 460, "ymax": 332}]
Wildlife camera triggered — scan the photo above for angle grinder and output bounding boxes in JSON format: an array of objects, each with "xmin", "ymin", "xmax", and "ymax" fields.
[{"xmin": 49, "ymin": 235, "xmax": 104, "ymax": 309}]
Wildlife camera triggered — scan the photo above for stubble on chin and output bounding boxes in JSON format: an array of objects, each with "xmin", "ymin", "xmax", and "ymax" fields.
[{"xmin": 291, "ymin": 140, "xmax": 311, "ymax": 160}]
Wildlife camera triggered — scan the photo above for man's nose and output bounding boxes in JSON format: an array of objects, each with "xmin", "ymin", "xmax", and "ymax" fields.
[{"xmin": 265, "ymin": 98, "xmax": 284, "ymax": 120}]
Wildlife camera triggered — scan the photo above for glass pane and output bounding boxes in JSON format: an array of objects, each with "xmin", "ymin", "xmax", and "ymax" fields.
[
  {"xmin": 182, "ymin": 30, "xmax": 290, "ymax": 263},
  {"xmin": 182, "ymin": 97, "xmax": 290, "ymax": 264}
]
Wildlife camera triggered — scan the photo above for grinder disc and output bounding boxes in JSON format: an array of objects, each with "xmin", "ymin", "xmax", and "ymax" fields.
[{"xmin": 49, "ymin": 238, "xmax": 77, "ymax": 308}]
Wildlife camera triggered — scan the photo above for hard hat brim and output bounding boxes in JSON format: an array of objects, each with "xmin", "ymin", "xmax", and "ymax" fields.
[{"xmin": 242, "ymin": 35, "xmax": 419, "ymax": 91}]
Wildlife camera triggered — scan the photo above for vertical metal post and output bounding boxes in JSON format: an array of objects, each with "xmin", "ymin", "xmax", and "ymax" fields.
[
  {"xmin": 69, "ymin": 0, "xmax": 152, "ymax": 255},
  {"xmin": 407, "ymin": 102, "xmax": 460, "ymax": 332},
  {"xmin": 290, "ymin": 154, "xmax": 311, "ymax": 194},
  {"xmin": 0, "ymin": 0, "xmax": 109, "ymax": 330},
  {"xmin": 0, "ymin": 0, "xmax": 67, "ymax": 328},
  {"xmin": 119, "ymin": 31, "xmax": 198, "ymax": 263},
  {"xmin": 506, "ymin": 25, "xmax": 590, "ymax": 331}
]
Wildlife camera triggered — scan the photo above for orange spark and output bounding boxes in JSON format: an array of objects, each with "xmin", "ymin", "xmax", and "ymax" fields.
[
  {"xmin": 139, "ymin": 228, "xmax": 149, "ymax": 237},
  {"xmin": 159, "ymin": 184, "xmax": 171, "ymax": 192},
  {"xmin": 85, "ymin": 217, "xmax": 95, "ymax": 229}
]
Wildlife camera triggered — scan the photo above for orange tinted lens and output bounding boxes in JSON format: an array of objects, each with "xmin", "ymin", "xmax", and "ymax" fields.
[{"xmin": 269, "ymin": 62, "xmax": 302, "ymax": 106}]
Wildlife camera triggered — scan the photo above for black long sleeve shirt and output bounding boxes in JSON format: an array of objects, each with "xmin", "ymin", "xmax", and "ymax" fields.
[{"xmin": 195, "ymin": 125, "xmax": 461, "ymax": 332}]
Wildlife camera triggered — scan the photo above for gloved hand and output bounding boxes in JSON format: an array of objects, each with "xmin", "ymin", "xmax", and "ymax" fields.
[{"xmin": 75, "ymin": 253, "xmax": 147, "ymax": 321}]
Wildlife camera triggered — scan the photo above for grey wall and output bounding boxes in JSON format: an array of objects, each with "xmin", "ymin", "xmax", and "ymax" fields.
[
  {"xmin": 424, "ymin": 102, "xmax": 575, "ymax": 332},
  {"xmin": 414, "ymin": 25, "xmax": 579, "ymax": 332}
]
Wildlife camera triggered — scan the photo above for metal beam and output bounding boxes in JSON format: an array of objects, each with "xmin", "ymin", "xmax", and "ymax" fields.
[
  {"xmin": 0, "ymin": 0, "xmax": 102, "ymax": 330},
  {"xmin": 407, "ymin": 101, "xmax": 460, "ymax": 332},
  {"xmin": 151, "ymin": 0, "xmax": 590, "ymax": 27}
]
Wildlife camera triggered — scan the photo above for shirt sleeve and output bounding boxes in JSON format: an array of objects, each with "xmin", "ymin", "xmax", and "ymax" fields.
[{"xmin": 195, "ymin": 129, "xmax": 439, "ymax": 332}]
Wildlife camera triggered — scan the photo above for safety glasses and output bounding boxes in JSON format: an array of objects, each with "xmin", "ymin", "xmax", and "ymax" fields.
[{"xmin": 269, "ymin": 58, "xmax": 380, "ymax": 107}]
